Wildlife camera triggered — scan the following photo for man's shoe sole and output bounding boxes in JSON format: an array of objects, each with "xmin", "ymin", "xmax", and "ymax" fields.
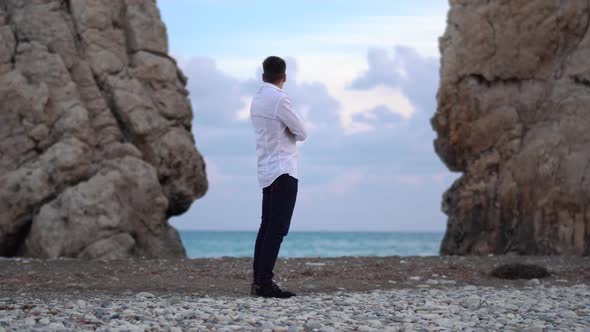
[{"xmin": 250, "ymin": 282, "xmax": 296, "ymax": 298}]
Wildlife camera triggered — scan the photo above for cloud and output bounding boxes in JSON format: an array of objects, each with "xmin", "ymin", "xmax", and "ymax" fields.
[
  {"xmin": 182, "ymin": 57, "xmax": 249, "ymax": 126},
  {"xmin": 350, "ymin": 46, "xmax": 440, "ymax": 114},
  {"xmin": 296, "ymin": 45, "xmax": 442, "ymax": 167},
  {"xmin": 281, "ymin": 54, "xmax": 417, "ymax": 133},
  {"xmin": 351, "ymin": 105, "xmax": 407, "ymax": 130},
  {"xmin": 291, "ymin": 15, "xmax": 447, "ymax": 57}
]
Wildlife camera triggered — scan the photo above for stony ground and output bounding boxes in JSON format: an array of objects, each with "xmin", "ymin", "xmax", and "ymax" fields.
[
  {"xmin": 0, "ymin": 256, "xmax": 588, "ymax": 331},
  {"xmin": 0, "ymin": 284, "xmax": 589, "ymax": 332}
]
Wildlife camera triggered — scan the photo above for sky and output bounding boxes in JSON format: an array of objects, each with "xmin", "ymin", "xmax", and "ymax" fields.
[{"xmin": 159, "ymin": 0, "xmax": 457, "ymax": 232}]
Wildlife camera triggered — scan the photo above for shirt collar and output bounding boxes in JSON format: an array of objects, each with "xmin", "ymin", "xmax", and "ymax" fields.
[{"xmin": 262, "ymin": 82, "xmax": 284, "ymax": 92}]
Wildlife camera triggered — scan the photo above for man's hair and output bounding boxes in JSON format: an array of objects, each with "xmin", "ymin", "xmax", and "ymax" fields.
[{"xmin": 262, "ymin": 56, "xmax": 286, "ymax": 84}]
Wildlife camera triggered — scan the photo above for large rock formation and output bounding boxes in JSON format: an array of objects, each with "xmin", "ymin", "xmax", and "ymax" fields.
[
  {"xmin": 433, "ymin": 0, "xmax": 590, "ymax": 255},
  {"xmin": 0, "ymin": 0, "xmax": 207, "ymax": 259}
]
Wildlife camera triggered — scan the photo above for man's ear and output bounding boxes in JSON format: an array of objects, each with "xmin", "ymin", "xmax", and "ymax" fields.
[{"xmin": 283, "ymin": 74, "xmax": 287, "ymax": 83}]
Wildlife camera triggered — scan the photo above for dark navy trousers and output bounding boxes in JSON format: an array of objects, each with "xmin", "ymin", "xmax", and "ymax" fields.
[{"xmin": 253, "ymin": 173, "xmax": 298, "ymax": 285}]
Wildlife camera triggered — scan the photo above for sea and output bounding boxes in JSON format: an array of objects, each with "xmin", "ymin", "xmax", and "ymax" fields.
[{"xmin": 178, "ymin": 231, "xmax": 444, "ymax": 258}]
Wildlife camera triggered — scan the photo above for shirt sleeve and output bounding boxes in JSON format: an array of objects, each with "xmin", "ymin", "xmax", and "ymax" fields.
[{"xmin": 275, "ymin": 95, "xmax": 308, "ymax": 142}]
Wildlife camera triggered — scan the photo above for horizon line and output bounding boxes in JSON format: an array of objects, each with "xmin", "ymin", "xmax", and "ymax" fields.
[{"xmin": 177, "ymin": 229, "xmax": 445, "ymax": 233}]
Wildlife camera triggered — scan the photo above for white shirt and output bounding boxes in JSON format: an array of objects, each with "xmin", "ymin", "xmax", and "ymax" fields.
[{"xmin": 250, "ymin": 82, "xmax": 307, "ymax": 188}]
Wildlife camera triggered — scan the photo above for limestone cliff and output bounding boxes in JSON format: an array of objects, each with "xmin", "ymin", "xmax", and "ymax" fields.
[
  {"xmin": 432, "ymin": 0, "xmax": 590, "ymax": 255},
  {"xmin": 0, "ymin": 0, "xmax": 207, "ymax": 259}
]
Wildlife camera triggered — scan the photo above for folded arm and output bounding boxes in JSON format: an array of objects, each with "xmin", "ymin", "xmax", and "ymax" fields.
[{"xmin": 276, "ymin": 96, "xmax": 308, "ymax": 142}]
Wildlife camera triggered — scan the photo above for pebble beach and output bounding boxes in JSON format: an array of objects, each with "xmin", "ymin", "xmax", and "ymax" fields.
[
  {"xmin": 1, "ymin": 285, "xmax": 589, "ymax": 331},
  {"xmin": 0, "ymin": 256, "xmax": 588, "ymax": 331}
]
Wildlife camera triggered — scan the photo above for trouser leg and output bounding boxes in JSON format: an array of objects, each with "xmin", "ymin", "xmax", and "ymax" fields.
[
  {"xmin": 253, "ymin": 184, "xmax": 271, "ymax": 283},
  {"xmin": 254, "ymin": 174, "xmax": 298, "ymax": 285}
]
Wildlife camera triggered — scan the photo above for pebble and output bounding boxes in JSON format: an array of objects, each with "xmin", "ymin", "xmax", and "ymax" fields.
[
  {"xmin": 306, "ymin": 319, "xmax": 323, "ymax": 329},
  {"xmin": 367, "ymin": 319, "xmax": 382, "ymax": 326},
  {"xmin": 47, "ymin": 322, "xmax": 65, "ymax": 330},
  {"xmin": 527, "ymin": 278, "xmax": 541, "ymax": 286},
  {"xmin": 0, "ymin": 285, "xmax": 587, "ymax": 331},
  {"xmin": 260, "ymin": 321, "xmax": 274, "ymax": 329},
  {"xmin": 439, "ymin": 279, "xmax": 457, "ymax": 285},
  {"xmin": 560, "ymin": 310, "xmax": 579, "ymax": 319},
  {"xmin": 24, "ymin": 317, "xmax": 36, "ymax": 326},
  {"xmin": 136, "ymin": 292, "xmax": 155, "ymax": 299},
  {"xmin": 318, "ymin": 328, "xmax": 335, "ymax": 332}
]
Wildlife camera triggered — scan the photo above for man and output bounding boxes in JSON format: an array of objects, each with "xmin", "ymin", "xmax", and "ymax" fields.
[{"xmin": 249, "ymin": 56, "xmax": 307, "ymax": 298}]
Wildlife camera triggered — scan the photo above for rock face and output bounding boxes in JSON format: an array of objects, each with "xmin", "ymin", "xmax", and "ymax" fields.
[
  {"xmin": 0, "ymin": 0, "xmax": 207, "ymax": 259},
  {"xmin": 433, "ymin": 0, "xmax": 590, "ymax": 255}
]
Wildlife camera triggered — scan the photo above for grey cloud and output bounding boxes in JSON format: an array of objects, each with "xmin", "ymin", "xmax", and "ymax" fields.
[
  {"xmin": 302, "ymin": 45, "xmax": 446, "ymax": 175},
  {"xmin": 286, "ymin": 81, "xmax": 341, "ymax": 126},
  {"xmin": 180, "ymin": 48, "xmax": 444, "ymax": 176},
  {"xmin": 284, "ymin": 57, "xmax": 341, "ymax": 126},
  {"xmin": 350, "ymin": 46, "xmax": 439, "ymax": 114},
  {"xmin": 182, "ymin": 57, "xmax": 247, "ymax": 126}
]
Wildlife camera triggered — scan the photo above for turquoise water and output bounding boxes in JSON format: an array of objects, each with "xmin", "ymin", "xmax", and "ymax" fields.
[{"xmin": 179, "ymin": 231, "xmax": 444, "ymax": 258}]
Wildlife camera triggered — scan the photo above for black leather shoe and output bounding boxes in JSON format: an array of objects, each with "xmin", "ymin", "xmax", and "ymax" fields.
[{"xmin": 251, "ymin": 282, "xmax": 296, "ymax": 298}]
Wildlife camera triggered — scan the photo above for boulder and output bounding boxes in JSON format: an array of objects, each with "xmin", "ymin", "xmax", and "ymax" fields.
[
  {"xmin": 0, "ymin": 0, "xmax": 207, "ymax": 259},
  {"xmin": 433, "ymin": 0, "xmax": 590, "ymax": 255}
]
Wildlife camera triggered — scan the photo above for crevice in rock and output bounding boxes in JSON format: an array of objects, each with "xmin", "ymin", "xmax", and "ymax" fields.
[
  {"xmin": 579, "ymin": 157, "xmax": 590, "ymax": 194},
  {"xmin": 92, "ymin": 73, "xmax": 135, "ymax": 145},
  {"xmin": 5, "ymin": 163, "xmax": 99, "ymax": 256},
  {"xmin": 3, "ymin": 218, "xmax": 32, "ymax": 257},
  {"xmin": 2, "ymin": 186, "xmax": 58, "ymax": 257},
  {"xmin": 62, "ymin": 0, "xmax": 84, "ymax": 59},
  {"xmin": 121, "ymin": 2, "xmax": 133, "ymax": 57},
  {"xmin": 132, "ymin": 49, "xmax": 180, "ymax": 66},
  {"xmin": 14, "ymin": 148, "xmax": 40, "ymax": 170},
  {"xmin": 559, "ymin": 2, "xmax": 590, "ymax": 78},
  {"xmin": 461, "ymin": 73, "xmax": 541, "ymax": 87},
  {"xmin": 1, "ymin": 1, "xmax": 16, "ymax": 68},
  {"xmin": 483, "ymin": 14, "xmax": 497, "ymax": 59},
  {"xmin": 572, "ymin": 75, "xmax": 590, "ymax": 88}
]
